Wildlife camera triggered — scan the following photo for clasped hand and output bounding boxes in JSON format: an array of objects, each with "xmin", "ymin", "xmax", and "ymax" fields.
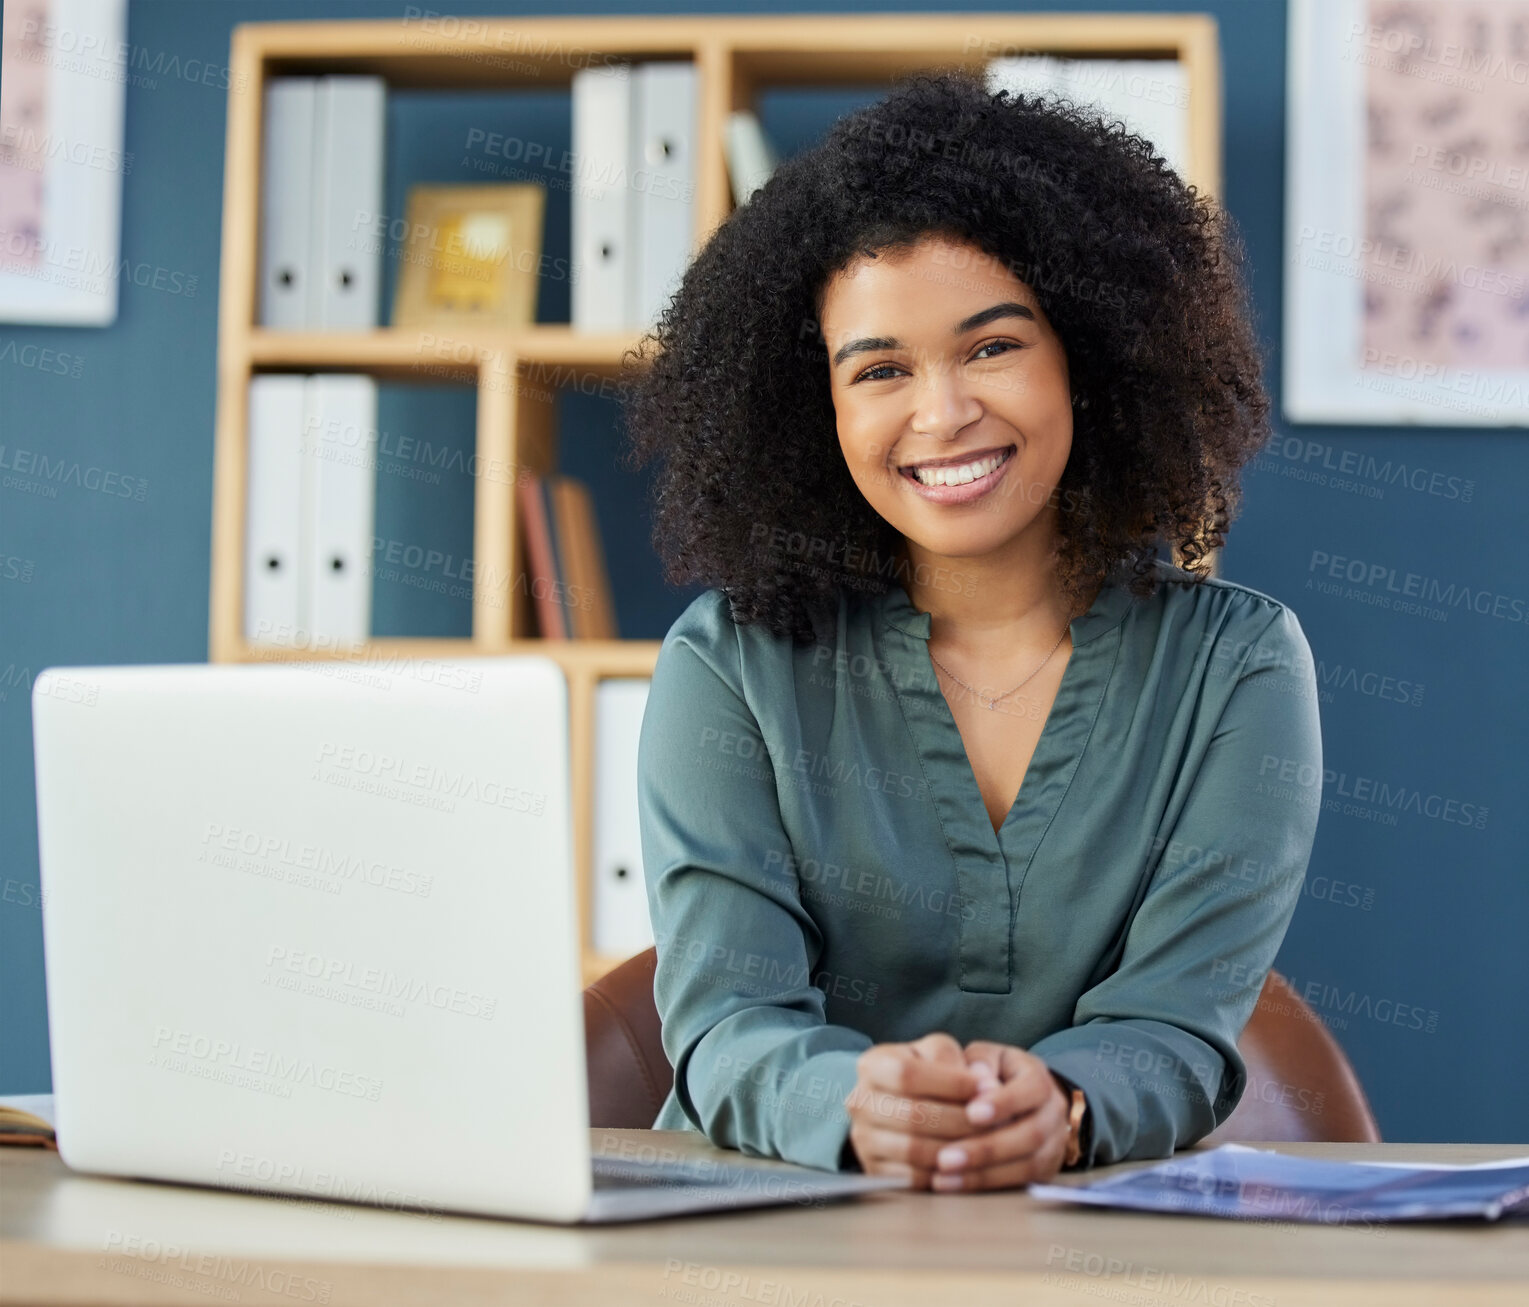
[{"xmin": 843, "ymin": 1033, "xmax": 1071, "ymax": 1190}]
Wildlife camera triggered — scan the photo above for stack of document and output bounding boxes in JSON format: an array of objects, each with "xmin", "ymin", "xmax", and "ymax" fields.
[
  {"xmin": 245, "ymin": 375, "xmax": 377, "ymax": 646},
  {"xmin": 985, "ymin": 56, "xmax": 1190, "ymax": 180},
  {"xmin": 571, "ymin": 62, "xmax": 697, "ymax": 331},
  {"xmin": 259, "ymin": 76, "xmax": 386, "ymax": 328},
  {"xmin": 1031, "ymin": 1144, "xmax": 1529, "ymax": 1222}
]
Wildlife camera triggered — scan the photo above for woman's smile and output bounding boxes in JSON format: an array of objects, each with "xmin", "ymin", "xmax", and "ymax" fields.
[{"xmin": 897, "ymin": 443, "xmax": 1017, "ymax": 505}]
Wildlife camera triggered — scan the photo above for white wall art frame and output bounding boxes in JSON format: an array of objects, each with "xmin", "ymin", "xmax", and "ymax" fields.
[
  {"xmin": 1284, "ymin": 0, "xmax": 1528, "ymax": 426},
  {"xmin": 0, "ymin": 0, "xmax": 128, "ymax": 325}
]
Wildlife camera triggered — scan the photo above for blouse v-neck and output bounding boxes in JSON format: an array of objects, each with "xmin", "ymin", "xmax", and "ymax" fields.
[{"xmin": 872, "ymin": 572, "xmax": 1134, "ymax": 993}]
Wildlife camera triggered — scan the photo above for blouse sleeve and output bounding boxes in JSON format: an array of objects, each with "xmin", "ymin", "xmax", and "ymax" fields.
[
  {"xmin": 637, "ymin": 594, "xmax": 874, "ymax": 1171},
  {"xmin": 1027, "ymin": 603, "xmax": 1324, "ymax": 1167}
]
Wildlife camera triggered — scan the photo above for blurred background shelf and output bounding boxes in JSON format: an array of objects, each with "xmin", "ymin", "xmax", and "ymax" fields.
[{"xmin": 247, "ymin": 326, "xmax": 639, "ymax": 375}]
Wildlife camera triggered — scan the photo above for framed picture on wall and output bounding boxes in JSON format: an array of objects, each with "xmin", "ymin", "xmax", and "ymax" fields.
[
  {"xmin": 0, "ymin": 0, "xmax": 128, "ymax": 326},
  {"xmin": 1284, "ymin": 0, "xmax": 1529, "ymax": 426}
]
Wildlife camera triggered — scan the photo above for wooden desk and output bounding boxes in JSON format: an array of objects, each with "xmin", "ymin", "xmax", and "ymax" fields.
[{"xmin": 2, "ymin": 1132, "xmax": 1526, "ymax": 1306}]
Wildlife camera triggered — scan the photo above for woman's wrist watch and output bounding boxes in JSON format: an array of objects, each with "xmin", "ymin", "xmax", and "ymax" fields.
[{"xmin": 1059, "ymin": 1081, "xmax": 1089, "ymax": 1169}]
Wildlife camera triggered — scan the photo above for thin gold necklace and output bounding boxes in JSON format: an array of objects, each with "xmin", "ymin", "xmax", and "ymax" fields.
[{"xmin": 927, "ymin": 615, "xmax": 1074, "ymax": 711}]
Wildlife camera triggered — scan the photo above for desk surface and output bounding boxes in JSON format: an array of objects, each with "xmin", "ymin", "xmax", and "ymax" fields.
[{"xmin": 3, "ymin": 1132, "xmax": 1527, "ymax": 1307}]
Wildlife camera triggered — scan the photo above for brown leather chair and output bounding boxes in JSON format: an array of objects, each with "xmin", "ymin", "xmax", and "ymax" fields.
[
  {"xmin": 584, "ymin": 947, "xmax": 672, "ymax": 1130},
  {"xmin": 1202, "ymin": 971, "xmax": 1381, "ymax": 1144},
  {"xmin": 583, "ymin": 949, "xmax": 1381, "ymax": 1144}
]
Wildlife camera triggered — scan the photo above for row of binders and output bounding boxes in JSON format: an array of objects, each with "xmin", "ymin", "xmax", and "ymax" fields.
[
  {"xmin": 571, "ymin": 61, "xmax": 698, "ymax": 332},
  {"xmin": 245, "ymin": 374, "xmax": 376, "ymax": 645},
  {"xmin": 244, "ymin": 378, "xmax": 621, "ymax": 645},
  {"xmin": 260, "ymin": 76, "xmax": 386, "ymax": 329},
  {"xmin": 257, "ymin": 62, "xmax": 702, "ymax": 334}
]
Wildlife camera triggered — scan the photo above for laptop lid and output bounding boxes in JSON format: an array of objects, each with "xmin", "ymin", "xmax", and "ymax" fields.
[{"xmin": 33, "ymin": 658, "xmax": 598, "ymax": 1222}]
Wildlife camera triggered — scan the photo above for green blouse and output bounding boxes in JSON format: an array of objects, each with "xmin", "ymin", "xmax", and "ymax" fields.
[{"xmin": 638, "ymin": 557, "xmax": 1323, "ymax": 1172}]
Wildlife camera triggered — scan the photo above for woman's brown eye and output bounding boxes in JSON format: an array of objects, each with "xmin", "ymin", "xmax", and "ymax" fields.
[{"xmin": 972, "ymin": 340, "xmax": 1020, "ymax": 361}]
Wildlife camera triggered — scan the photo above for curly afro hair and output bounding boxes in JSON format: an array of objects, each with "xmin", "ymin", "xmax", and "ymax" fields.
[{"xmin": 620, "ymin": 67, "xmax": 1272, "ymax": 645}]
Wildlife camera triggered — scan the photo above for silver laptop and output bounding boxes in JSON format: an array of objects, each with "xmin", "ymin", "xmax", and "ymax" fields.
[{"xmin": 31, "ymin": 658, "xmax": 906, "ymax": 1223}]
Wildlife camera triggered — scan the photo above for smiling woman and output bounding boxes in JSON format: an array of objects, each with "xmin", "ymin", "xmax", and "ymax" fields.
[{"xmin": 620, "ymin": 70, "xmax": 1319, "ymax": 1194}]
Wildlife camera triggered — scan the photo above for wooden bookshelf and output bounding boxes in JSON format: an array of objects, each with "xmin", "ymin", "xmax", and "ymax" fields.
[{"xmin": 209, "ymin": 12, "xmax": 1224, "ymax": 989}]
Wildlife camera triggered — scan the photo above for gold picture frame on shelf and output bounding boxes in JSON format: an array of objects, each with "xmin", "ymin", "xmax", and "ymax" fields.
[{"xmin": 391, "ymin": 183, "xmax": 544, "ymax": 327}]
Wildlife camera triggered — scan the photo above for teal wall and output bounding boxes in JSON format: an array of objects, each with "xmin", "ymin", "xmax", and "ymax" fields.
[{"xmin": 3, "ymin": 0, "xmax": 1525, "ymax": 1144}]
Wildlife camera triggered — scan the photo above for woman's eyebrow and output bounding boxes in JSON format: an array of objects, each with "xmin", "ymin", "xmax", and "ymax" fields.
[{"xmin": 830, "ymin": 301, "xmax": 1036, "ymax": 367}]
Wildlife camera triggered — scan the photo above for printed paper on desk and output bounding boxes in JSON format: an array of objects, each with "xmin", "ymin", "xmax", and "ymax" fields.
[{"xmin": 1029, "ymin": 1144, "xmax": 1529, "ymax": 1223}]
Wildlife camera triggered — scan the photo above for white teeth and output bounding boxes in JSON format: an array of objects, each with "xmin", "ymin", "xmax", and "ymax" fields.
[{"xmin": 906, "ymin": 448, "xmax": 1011, "ymax": 487}]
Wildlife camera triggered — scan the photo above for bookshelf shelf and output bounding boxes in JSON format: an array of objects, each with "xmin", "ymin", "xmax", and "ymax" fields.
[
  {"xmin": 229, "ymin": 635, "xmax": 663, "ymax": 674},
  {"xmin": 211, "ymin": 11, "xmax": 1224, "ymax": 991},
  {"xmin": 247, "ymin": 326, "xmax": 639, "ymax": 376}
]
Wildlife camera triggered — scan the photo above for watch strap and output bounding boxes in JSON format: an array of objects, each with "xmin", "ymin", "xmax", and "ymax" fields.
[{"xmin": 1062, "ymin": 1086, "xmax": 1087, "ymax": 1169}]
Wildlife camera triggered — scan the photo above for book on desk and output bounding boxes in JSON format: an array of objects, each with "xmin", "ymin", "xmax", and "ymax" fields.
[{"xmin": 0, "ymin": 1094, "xmax": 55, "ymax": 1149}]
